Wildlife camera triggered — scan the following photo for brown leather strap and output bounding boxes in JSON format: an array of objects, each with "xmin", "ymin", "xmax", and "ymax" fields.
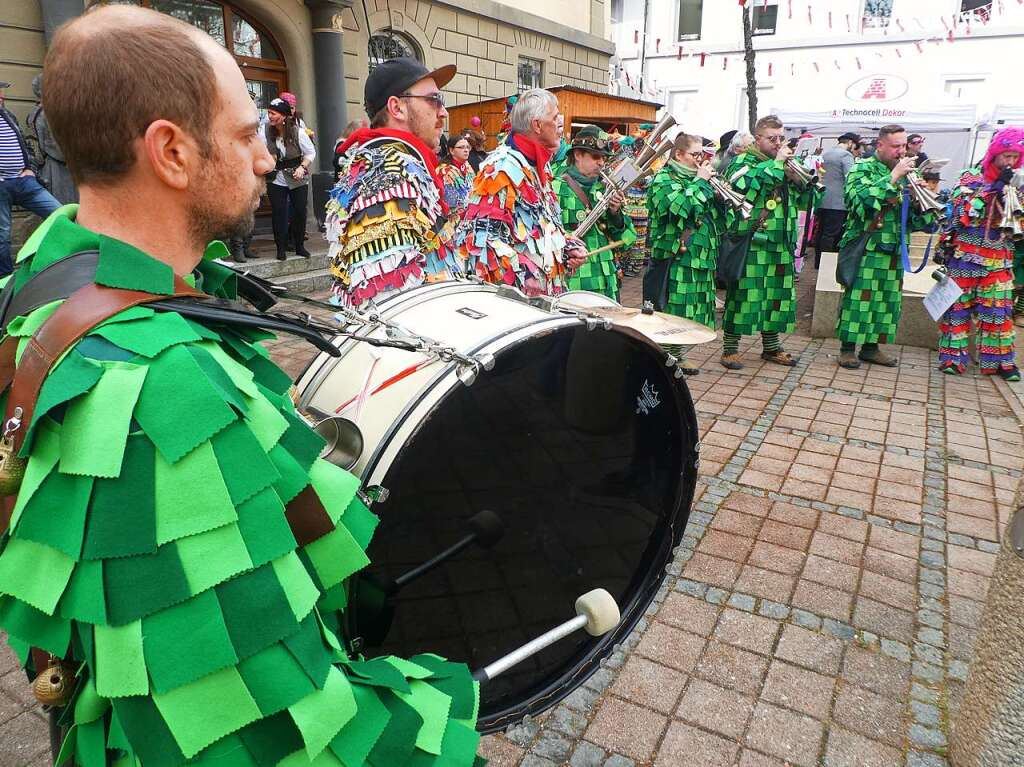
[
  {"xmin": 2, "ymin": 277, "xmax": 203, "ymax": 454},
  {"xmin": 563, "ymin": 174, "xmax": 593, "ymax": 214}
]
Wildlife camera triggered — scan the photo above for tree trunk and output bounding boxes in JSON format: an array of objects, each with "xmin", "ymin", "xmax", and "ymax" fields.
[{"xmin": 742, "ymin": 3, "xmax": 757, "ymax": 132}]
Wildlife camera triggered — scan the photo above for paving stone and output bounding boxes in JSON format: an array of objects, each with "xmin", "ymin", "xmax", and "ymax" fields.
[
  {"xmin": 697, "ymin": 640, "xmax": 770, "ymax": 696},
  {"xmin": 635, "ymin": 623, "xmax": 705, "ymax": 674},
  {"xmin": 758, "ymin": 600, "xmax": 791, "ymax": 620},
  {"xmin": 761, "ymin": 660, "xmax": 835, "ymax": 719},
  {"xmin": 676, "ymin": 678, "xmax": 756, "ymax": 739},
  {"xmin": 743, "ymin": 701, "xmax": 825, "ymax": 767},
  {"xmin": 713, "ymin": 608, "xmax": 781, "ymax": 656},
  {"xmin": 548, "ymin": 706, "xmax": 589, "ymax": 739},
  {"xmin": 823, "ymin": 726, "xmax": 903, "ymax": 767},
  {"xmin": 506, "ymin": 717, "xmax": 541, "ymax": 747},
  {"xmin": 909, "ymin": 723, "xmax": 947, "ymax": 749},
  {"xmin": 563, "ymin": 685, "xmax": 600, "ymax": 713},
  {"xmin": 569, "ymin": 741, "xmax": 605, "ymax": 767},
  {"xmin": 776, "ymin": 624, "xmax": 845, "ymax": 675},
  {"xmin": 610, "ymin": 656, "xmax": 687, "ymax": 715},
  {"xmin": 906, "ymin": 750, "xmax": 949, "ymax": 767},
  {"xmin": 585, "ymin": 698, "xmax": 666, "ymax": 762},
  {"xmin": 911, "ymin": 700, "xmax": 941, "ymax": 728},
  {"xmin": 656, "ymin": 721, "xmax": 739, "ymax": 767},
  {"xmin": 791, "ymin": 609, "xmax": 823, "ymax": 631},
  {"xmin": 832, "ymin": 682, "xmax": 904, "ymax": 747},
  {"xmin": 842, "ymin": 645, "xmax": 911, "ymax": 699},
  {"xmin": 603, "ymin": 756, "xmax": 636, "ymax": 767},
  {"xmin": 532, "ymin": 732, "xmax": 573, "ymax": 762},
  {"xmin": 520, "ymin": 756, "xmax": 557, "ymax": 767}
]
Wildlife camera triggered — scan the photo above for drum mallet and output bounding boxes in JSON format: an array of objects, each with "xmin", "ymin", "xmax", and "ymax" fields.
[
  {"xmin": 387, "ymin": 510, "xmax": 504, "ymax": 595},
  {"xmin": 472, "ymin": 588, "xmax": 620, "ymax": 683}
]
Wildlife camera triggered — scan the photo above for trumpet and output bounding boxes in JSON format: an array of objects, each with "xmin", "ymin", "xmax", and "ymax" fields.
[
  {"xmin": 707, "ymin": 170, "xmax": 753, "ymax": 219},
  {"xmin": 784, "ymin": 159, "xmax": 825, "ymax": 193},
  {"xmin": 999, "ymin": 183, "xmax": 1024, "ymax": 239},
  {"xmin": 906, "ymin": 171, "xmax": 947, "ymax": 219}
]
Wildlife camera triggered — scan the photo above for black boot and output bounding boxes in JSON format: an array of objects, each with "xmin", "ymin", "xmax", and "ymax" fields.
[
  {"xmin": 276, "ymin": 247, "xmax": 287, "ymax": 261},
  {"xmin": 295, "ymin": 243, "xmax": 312, "ymax": 258},
  {"xmin": 241, "ymin": 235, "xmax": 257, "ymax": 261}
]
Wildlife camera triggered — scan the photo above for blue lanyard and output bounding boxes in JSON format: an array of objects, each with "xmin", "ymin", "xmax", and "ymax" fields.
[{"xmin": 900, "ymin": 189, "xmax": 933, "ymax": 274}]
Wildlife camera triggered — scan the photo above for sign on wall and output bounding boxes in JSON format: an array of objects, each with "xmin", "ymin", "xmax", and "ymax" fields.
[{"xmin": 844, "ymin": 74, "xmax": 910, "ymax": 103}]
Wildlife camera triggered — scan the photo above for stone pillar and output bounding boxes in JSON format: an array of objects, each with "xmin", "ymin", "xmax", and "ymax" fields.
[
  {"xmin": 39, "ymin": 0, "xmax": 84, "ymax": 46},
  {"xmin": 306, "ymin": 0, "xmax": 351, "ymax": 173},
  {"xmin": 950, "ymin": 506, "xmax": 1024, "ymax": 766}
]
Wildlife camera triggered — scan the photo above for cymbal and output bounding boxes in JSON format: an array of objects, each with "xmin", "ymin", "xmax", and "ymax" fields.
[{"xmin": 558, "ymin": 299, "xmax": 717, "ymax": 346}]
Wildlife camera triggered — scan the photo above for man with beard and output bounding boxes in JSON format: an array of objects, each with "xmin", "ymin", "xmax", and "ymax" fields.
[
  {"xmin": 327, "ymin": 57, "xmax": 461, "ymax": 309},
  {"xmin": 551, "ymin": 125, "xmax": 636, "ymax": 301},
  {"xmin": 0, "ymin": 6, "xmax": 480, "ymax": 766},
  {"xmin": 457, "ymin": 88, "xmax": 586, "ymax": 296},
  {"xmin": 836, "ymin": 124, "xmax": 934, "ymax": 368}
]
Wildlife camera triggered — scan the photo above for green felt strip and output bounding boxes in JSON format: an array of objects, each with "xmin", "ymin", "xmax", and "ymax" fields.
[
  {"xmin": 106, "ymin": 708, "xmax": 131, "ymax": 754},
  {"xmin": 0, "ymin": 537, "xmax": 74, "ymax": 614},
  {"xmin": 3, "ymin": 631, "xmax": 29, "ymax": 665},
  {"xmin": 151, "ymin": 666, "xmax": 262, "ymax": 758},
  {"xmin": 191, "ymin": 736, "xmax": 260, "ymax": 767},
  {"xmin": 347, "ymin": 657, "xmax": 412, "ymax": 694},
  {"xmin": 329, "ymin": 681, "xmax": 392, "ymax": 767},
  {"xmin": 6, "ymin": 299, "xmax": 60, "ymax": 338},
  {"xmin": 316, "ymin": 582, "xmax": 348, "ymax": 615},
  {"xmin": 237, "ymin": 712, "xmax": 305, "ymax": 767},
  {"xmin": 308, "ymin": 460, "xmax": 360, "ymax": 525},
  {"xmin": 303, "ymin": 522, "xmax": 370, "ymax": 592},
  {"xmin": 185, "ymin": 320, "xmax": 222, "ymax": 343},
  {"xmin": 417, "ymin": 668, "xmax": 476, "ymax": 721},
  {"xmin": 111, "ymin": 694, "xmax": 187, "ymax": 767},
  {"xmin": 93, "ymin": 312, "xmax": 203, "ymax": 359},
  {"xmin": 268, "ymin": 444, "xmax": 309, "ymax": 506},
  {"xmin": 270, "ymin": 552, "xmax": 319, "ymax": 623},
  {"xmin": 235, "ymin": 488, "xmax": 295, "ymax": 568},
  {"xmin": 27, "ymin": 349, "xmax": 104, "ymax": 441},
  {"xmin": 74, "ymin": 336, "xmax": 139, "ymax": 363},
  {"xmin": 75, "ymin": 621, "xmax": 95, "ymax": 670},
  {"xmin": 243, "ymin": 394, "xmax": 290, "ymax": 453},
  {"xmin": 134, "ymin": 344, "xmax": 239, "ymax": 464},
  {"xmin": 75, "ymin": 719, "xmax": 107, "ymax": 767},
  {"xmin": 288, "ymin": 665, "xmax": 357, "ymax": 758},
  {"xmin": 187, "ymin": 345, "xmax": 249, "ymax": 413},
  {"xmin": 238, "ymin": 643, "xmax": 315, "ymax": 717},
  {"xmin": 283, "ymin": 613, "xmax": 332, "ymax": 689},
  {"xmin": 74, "ymin": 676, "xmax": 109, "ymax": 725},
  {"xmin": 277, "ymin": 411, "xmax": 326, "ymax": 473},
  {"xmin": 244, "ymin": 352, "xmax": 293, "ymax": 396},
  {"xmin": 216, "ymin": 563, "xmax": 299, "ymax": 661},
  {"xmin": 176, "ymin": 522, "xmax": 253, "ymax": 596},
  {"xmin": 142, "ymin": 590, "xmax": 239, "ymax": 694},
  {"xmin": 95, "ymin": 306, "xmax": 155, "ymax": 327},
  {"xmin": 438, "ymin": 718, "xmax": 481, "ymax": 766},
  {"xmin": 82, "ymin": 436, "xmax": 157, "ymax": 560},
  {"xmin": 279, "ymin": 747, "xmax": 344, "ymax": 767},
  {"xmin": 8, "ymin": 419, "xmax": 60, "ymax": 530},
  {"xmin": 220, "ymin": 332, "xmax": 258, "ymax": 361},
  {"xmin": 211, "ymin": 421, "xmax": 281, "ymax": 507},
  {"xmin": 94, "ymin": 620, "xmax": 149, "ymax": 697},
  {"xmin": 396, "ymin": 679, "xmax": 452, "ymax": 756},
  {"xmin": 95, "ymin": 235, "xmax": 174, "ymax": 295},
  {"xmin": 367, "ymin": 691, "xmax": 422, "ymax": 767},
  {"xmin": 14, "ymin": 469, "xmax": 91, "ymax": 559},
  {"xmin": 154, "ymin": 440, "xmax": 237, "ymax": 546},
  {"xmin": 0, "ymin": 595, "xmax": 71, "ymax": 657},
  {"xmin": 18, "ymin": 205, "xmax": 85, "ymax": 265},
  {"xmin": 103, "ymin": 540, "xmax": 191, "ymax": 626},
  {"xmin": 58, "ymin": 558, "xmax": 106, "ymax": 624},
  {"xmin": 339, "ymin": 498, "xmax": 377, "ymax": 552},
  {"xmin": 198, "ymin": 342, "xmax": 259, "ymax": 398},
  {"xmin": 387, "ymin": 656, "xmax": 435, "ymax": 681}
]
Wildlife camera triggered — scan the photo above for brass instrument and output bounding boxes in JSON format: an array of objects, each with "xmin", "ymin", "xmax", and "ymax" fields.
[
  {"xmin": 906, "ymin": 172, "xmax": 947, "ymax": 219},
  {"xmin": 999, "ymin": 182, "xmax": 1024, "ymax": 239},
  {"xmin": 708, "ymin": 170, "xmax": 753, "ymax": 219},
  {"xmin": 784, "ymin": 159, "xmax": 825, "ymax": 193}
]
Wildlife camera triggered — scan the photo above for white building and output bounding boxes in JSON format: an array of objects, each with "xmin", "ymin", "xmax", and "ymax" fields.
[{"xmin": 610, "ymin": 0, "xmax": 1024, "ymax": 179}]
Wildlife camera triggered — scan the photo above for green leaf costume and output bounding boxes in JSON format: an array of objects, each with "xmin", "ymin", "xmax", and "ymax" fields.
[
  {"xmin": 836, "ymin": 157, "xmax": 936, "ymax": 344},
  {"xmin": 646, "ymin": 160, "xmax": 725, "ymax": 328},
  {"xmin": 552, "ymin": 169, "xmax": 637, "ymax": 300},
  {"xmin": 721, "ymin": 150, "xmax": 816, "ymax": 336},
  {"xmin": 0, "ymin": 208, "xmax": 482, "ymax": 767}
]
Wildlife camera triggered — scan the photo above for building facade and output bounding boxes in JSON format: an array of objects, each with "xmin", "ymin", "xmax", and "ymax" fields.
[
  {"xmin": 2, "ymin": 0, "xmax": 615, "ymax": 174},
  {"xmin": 610, "ymin": 0, "xmax": 1024, "ymax": 144}
]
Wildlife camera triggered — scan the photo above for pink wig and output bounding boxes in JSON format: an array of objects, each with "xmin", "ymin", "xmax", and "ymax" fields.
[
  {"xmin": 280, "ymin": 91, "xmax": 297, "ymax": 109},
  {"xmin": 982, "ymin": 126, "xmax": 1024, "ymax": 181}
]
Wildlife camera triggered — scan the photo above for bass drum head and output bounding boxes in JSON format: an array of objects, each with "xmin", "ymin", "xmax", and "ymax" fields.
[{"xmin": 349, "ymin": 324, "xmax": 698, "ymax": 732}]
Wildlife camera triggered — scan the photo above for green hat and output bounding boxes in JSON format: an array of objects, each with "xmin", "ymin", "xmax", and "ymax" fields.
[{"xmin": 570, "ymin": 125, "xmax": 613, "ymax": 157}]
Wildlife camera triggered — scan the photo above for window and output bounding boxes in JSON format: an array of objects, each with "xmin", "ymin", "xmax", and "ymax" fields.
[
  {"xmin": 944, "ymin": 77, "xmax": 986, "ymax": 100},
  {"xmin": 752, "ymin": 0, "xmax": 779, "ymax": 36},
  {"xmin": 677, "ymin": 0, "xmax": 703, "ymax": 41},
  {"xmin": 610, "ymin": 0, "xmax": 624, "ymax": 24},
  {"xmin": 862, "ymin": 0, "xmax": 893, "ymax": 30},
  {"xmin": 517, "ymin": 57, "xmax": 543, "ymax": 92},
  {"xmin": 958, "ymin": 0, "xmax": 992, "ymax": 23},
  {"xmin": 150, "ymin": 0, "xmax": 226, "ymax": 46},
  {"xmin": 368, "ymin": 31, "xmax": 421, "ymax": 73},
  {"xmin": 666, "ymin": 89, "xmax": 699, "ymax": 124},
  {"xmin": 738, "ymin": 85, "xmax": 773, "ymax": 129},
  {"xmin": 232, "ymin": 14, "xmax": 279, "ymax": 60}
]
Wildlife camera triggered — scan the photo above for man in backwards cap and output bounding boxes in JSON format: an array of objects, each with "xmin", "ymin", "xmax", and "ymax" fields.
[{"xmin": 327, "ymin": 57, "xmax": 462, "ymax": 309}]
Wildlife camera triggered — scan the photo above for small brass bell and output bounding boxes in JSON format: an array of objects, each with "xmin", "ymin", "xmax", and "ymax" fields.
[
  {"xmin": 33, "ymin": 659, "xmax": 73, "ymax": 707},
  {"xmin": 0, "ymin": 406, "xmax": 26, "ymax": 497}
]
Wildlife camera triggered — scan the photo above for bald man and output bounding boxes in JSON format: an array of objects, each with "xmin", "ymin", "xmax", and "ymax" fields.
[{"xmin": 0, "ymin": 6, "xmax": 479, "ymax": 765}]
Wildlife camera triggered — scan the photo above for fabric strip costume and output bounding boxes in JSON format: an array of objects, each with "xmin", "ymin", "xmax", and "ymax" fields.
[{"xmin": 0, "ymin": 206, "xmax": 482, "ymax": 766}]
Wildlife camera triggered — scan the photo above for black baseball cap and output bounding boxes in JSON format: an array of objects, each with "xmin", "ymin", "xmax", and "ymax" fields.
[
  {"xmin": 364, "ymin": 57, "xmax": 456, "ymax": 117},
  {"xmin": 838, "ymin": 132, "xmax": 862, "ymax": 144},
  {"xmin": 267, "ymin": 97, "xmax": 292, "ymax": 117}
]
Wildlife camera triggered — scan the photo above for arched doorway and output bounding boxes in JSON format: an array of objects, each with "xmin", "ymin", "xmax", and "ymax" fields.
[{"xmin": 90, "ymin": 1, "xmax": 288, "ymax": 117}]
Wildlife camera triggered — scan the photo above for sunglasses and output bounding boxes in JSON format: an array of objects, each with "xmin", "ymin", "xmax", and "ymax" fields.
[
  {"xmin": 759, "ymin": 135, "xmax": 786, "ymax": 144},
  {"xmin": 399, "ymin": 92, "xmax": 446, "ymax": 109}
]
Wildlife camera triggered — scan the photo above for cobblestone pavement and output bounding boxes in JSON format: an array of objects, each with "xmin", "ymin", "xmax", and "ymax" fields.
[{"xmin": 3, "ymin": 270, "xmax": 1023, "ymax": 767}]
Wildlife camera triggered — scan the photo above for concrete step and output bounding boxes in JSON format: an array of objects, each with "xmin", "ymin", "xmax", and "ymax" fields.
[
  {"xmin": 233, "ymin": 251, "xmax": 331, "ymax": 280},
  {"xmin": 273, "ymin": 267, "xmax": 334, "ymax": 294}
]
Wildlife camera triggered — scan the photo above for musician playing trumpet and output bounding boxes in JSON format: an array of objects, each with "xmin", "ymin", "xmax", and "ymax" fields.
[
  {"xmin": 552, "ymin": 125, "xmax": 637, "ymax": 300},
  {"xmin": 645, "ymin": 133, "xmax": 726, "ymax": 374},
  {"xmin": 936, "ymin": 127, "xmax": 1024, "ymax": 379},
  {"xmin": 836, "ymin": 124, "xmax": 938, "ymax": 369}
]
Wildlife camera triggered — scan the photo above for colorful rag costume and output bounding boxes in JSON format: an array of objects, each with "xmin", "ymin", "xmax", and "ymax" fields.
[
  {"xmin": 623, "ymin": 180, "xmax": 650, "ymax": 277},
  {"xmin": 937, "ymin": 128, "xmax": 1024, "ymax": 375},
  {"xmin": 552, "ymin": 166, "xmax": 636, "ymax": 300},
  {"xmin": 836, "ymin": 156, "xmax": 937, "ymax": 345},
  {"xmin": 327, "ymin": 128, "xmax": 459, "ymax": 309},
  {"xmin": 646, "ymin": 160, "xmax": 725, "ymax": 329},
  {"xmin": 722, "ymin": 149, "xmax": 815, "ymax": 338},
  {"xmin": 457, "ymin": 134, "xmax": 568, "ymax": 297},
  {"xmin": 0, "ymin": 207, "xmax": 481, "ymax": 766},
  {"xmin": 437, "ymin": 160, "xmax": 475, "ymax": 213}
]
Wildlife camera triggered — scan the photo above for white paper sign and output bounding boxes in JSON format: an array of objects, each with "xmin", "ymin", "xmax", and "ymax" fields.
[{"xmin": 923, "ymin": 275, "xmax": 963, "ymax": 321}]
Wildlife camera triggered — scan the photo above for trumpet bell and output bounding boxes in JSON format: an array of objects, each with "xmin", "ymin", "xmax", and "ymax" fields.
[{"xmin": 302, "ymin": 406, "xmax": 365, "ymax": 470}]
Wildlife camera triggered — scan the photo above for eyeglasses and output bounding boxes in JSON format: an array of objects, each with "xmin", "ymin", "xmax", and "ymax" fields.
[
  {"xmin": 399, "ymin": 92, "xmax": 446, "ymax": 109},
  {"xmin": 759, "ymin": 135, "xmax": 785, "ymax": 144},
  {"xmin": 686, "ymin": 151, "xmax": 704, "ymax": 159}
]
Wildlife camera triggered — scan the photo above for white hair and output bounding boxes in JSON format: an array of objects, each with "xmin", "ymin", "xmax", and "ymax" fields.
[
  {"xmin": 730, "ymin": 132, "xmax": 753, "ymax": 153},
  {"xmin": 510, "ymin": 89, "xmax": 559, "ymax": 135}
]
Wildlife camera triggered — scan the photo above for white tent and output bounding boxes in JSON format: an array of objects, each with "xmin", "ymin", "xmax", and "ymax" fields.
[{"xmin": 978, "ymin": 104, "xmax": 1024, "ymax": 131}]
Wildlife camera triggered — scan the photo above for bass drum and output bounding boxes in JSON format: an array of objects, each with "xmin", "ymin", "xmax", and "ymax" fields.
[{"xmin": 295, "ymin": 281, "xmax": 699, "ymax": 732}]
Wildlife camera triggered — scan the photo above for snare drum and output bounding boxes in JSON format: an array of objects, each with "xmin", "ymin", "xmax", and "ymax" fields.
[{"xmin": 295, "ymin": 281, "xmax": 699, "ymax": 732}]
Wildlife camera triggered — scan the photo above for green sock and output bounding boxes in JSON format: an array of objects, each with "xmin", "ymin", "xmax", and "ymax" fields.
[
  {"xmin": 723, "ymin": 332, "xmax": 740, "ymax": 356},
  {"xmin": 762, "ymin": 332, "xmax": 780, "ymax": 353},
  {"xmin": 662, "ymin": 344, "xmax": 685, "ymax": 360}
]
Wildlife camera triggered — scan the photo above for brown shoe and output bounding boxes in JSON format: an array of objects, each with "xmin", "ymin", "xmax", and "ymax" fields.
[
  {"xmin": 761, "ymin": 349, "xmax": 798, "ymax": 367},
  {"xmin": 838, "ymin": 350, "xmax": 861, "ymax": 369},
  {"xmin": 720, "ymin": 353, "xmax": 744, "ymax": 370},
  {"xmin": 677, "ymin": 359, "xmax": 700, "ymax": 376},
  {"xmin": 859, "ymin": 348, "xmax": 898, "ymax": 367}
]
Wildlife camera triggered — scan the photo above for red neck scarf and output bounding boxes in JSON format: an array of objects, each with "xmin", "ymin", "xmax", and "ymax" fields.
[
  {"xmin": 511, "ymin": 134, "xmax": 554, "ymax": 186},
  {"xmin": 337, "ymin": 127, "xmax": 447, "ymax": 211}
]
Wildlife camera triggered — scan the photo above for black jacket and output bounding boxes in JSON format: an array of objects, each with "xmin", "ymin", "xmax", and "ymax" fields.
[{"xmin": 0, "ymin": 106, "xmax": 38, "ymax": 175}]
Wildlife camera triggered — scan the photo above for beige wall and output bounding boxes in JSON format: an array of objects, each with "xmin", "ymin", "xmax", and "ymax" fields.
[
  {"xmin": 501, "ymin": 0, "xmax": 589, "ymax": 35},
  {"xmin": 0, "ymin": 2, "xmax": 46, "ymax": 123}
]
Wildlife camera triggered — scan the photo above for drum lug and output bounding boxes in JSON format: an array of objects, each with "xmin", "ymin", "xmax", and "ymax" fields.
[
  {"xmin": 475, "ymin": 352, "xmax": 496, "ymax": 371},
  {"xmin": 359, "ymin": 485, "xmax": 390, "ymax": 506},
  {"xmin": 456, "ymin": 363, "xmax": 479, "ymax": 386}
]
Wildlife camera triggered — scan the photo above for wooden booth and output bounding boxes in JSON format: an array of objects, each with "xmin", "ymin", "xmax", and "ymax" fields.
[{"xmin": 446, "ymin": 86, "xmax": 663, "ymax": 150}]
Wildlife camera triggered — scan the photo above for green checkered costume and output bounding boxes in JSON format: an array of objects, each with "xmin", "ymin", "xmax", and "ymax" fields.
[
  {"xmin": 836, "ymin": 156, "xmax": 935, "ymax": 344},
  {"xmin": 0, "ymin": 207, "xmax": 481, "ymax": 766},
  {"xmin": 721, "ymin": 150, "xmax": 815, "ymax": 336},
  {"xmin": 553, "ymin": 169, "xmax": 637, "ymax": 300},
  {"xmin": 646, "ymin": 160, "xmax": 725, "ymax": 328}
]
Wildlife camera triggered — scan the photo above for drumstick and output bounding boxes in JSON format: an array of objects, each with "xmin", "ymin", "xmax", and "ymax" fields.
[{"xmin": 581, "ymin": 239, "xmax": 626, "ymax": 259}]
